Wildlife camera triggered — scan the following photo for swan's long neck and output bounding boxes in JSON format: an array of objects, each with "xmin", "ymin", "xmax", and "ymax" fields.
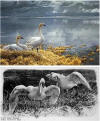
[
  {"xmin": 39, "ymin": 82, "xmax": 44, "ymax": 95},
  {"xmin": 16, "ymin": 38, "xmax": 25, "ymax": 49},
  {"xmin": 39, "ymin": 26, "xmax": 44, "ymax": 40}
]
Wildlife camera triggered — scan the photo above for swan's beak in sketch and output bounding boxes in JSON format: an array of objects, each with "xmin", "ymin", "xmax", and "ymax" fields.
[
  {"xmin": 42, "ymin": 82, "xmax": 45, "ymax": 88},
  {"xmin": 46, "ymin": 73, "xmax": 50, "ymax": 77},
  {"xmin": 46, "ymin": 73, "xmax": 51, "ymax": 80},
  {"xmin": 46, "ymin": 73, "xmax": 58, "ymax": 82}
]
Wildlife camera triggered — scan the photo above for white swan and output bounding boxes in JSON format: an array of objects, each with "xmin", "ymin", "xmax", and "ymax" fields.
[
  {"xmin": 26, "ymin": 23, "xmax": 46, "ymax": 52},
  {"xmin": 9, "ymin": 78, "xmax": 60, "ymax": 114},
  {"xmin": 46, "ymin": 71, "xmax": 92, "ymax": 90},
  {"xmin": 3, "ymin": 35, "xmax": 30, "ymax": 50},
  {"xmin": 39, "ymin": 78, "xmax": 60, "ymax": 105}
]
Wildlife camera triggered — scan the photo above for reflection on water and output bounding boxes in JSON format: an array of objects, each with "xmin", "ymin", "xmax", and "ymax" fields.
[{"xmin": 1, "ymin": 1, "xmax": 99, "ymax": 54}]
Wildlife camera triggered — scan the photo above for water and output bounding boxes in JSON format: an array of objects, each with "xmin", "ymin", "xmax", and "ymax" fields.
[{"xmin": 1, "ymin": 1, "xmax": 99, "ymax": 53}]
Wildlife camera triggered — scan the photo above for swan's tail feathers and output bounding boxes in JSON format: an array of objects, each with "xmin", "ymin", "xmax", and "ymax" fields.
[
  {"xmin": 70, "ymin": 72, "xmax": 92, "ymax": 90},
  {"xmin": 9, "ymin": 85, "xmax": 28, "ymax": 114},
  {"xmin": 3, "ymin": 45, "xmax": 11, "ymax": 50}
]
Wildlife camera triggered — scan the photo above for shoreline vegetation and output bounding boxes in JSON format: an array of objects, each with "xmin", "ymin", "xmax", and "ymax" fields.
[{"xmin": 0, "ymin": 45, "xmax": 99, "ymax": 65}]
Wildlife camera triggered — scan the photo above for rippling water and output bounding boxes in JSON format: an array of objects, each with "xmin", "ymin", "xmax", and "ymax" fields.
[{"xmin": 1, "ymin": 1, "xmax": 99, "ymax": 53}]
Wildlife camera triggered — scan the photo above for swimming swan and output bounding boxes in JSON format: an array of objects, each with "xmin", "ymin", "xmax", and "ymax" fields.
[
  {"xmin": 26, "ymin": 23, "xmax": 46, "ymax": 52},
  {"xmin": 46, "ymin": 71, "xmax": 92, "ymax": 90},
  {"xmin": 3, "ymin": 35, "xmax": 30, "ymax": 50},
  {"xmin": 9, "ymin": 78, "xmax": 60, "ymax": 114}
]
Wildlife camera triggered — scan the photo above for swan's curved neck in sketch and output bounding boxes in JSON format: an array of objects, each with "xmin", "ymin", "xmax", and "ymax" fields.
[
  {"xmin": 39, "ymin": 26, "xmax": 44, "ymax": 40},
  {"xmin": 16, "ymin": 38, "xmax": 24, "ymax": 49},
  {"xmin": 39, "ymin": 82, "xmax": 44, "ymax": 95}
]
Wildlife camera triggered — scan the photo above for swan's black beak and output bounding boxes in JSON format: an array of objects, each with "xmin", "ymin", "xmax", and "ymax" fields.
[
  {"xmin": 21, "ymin": 37, "xmax": 24, "ymax": 39},
  {"xmin": 43, "ymin": 24, "xmax": 46, "ymax": 26}
]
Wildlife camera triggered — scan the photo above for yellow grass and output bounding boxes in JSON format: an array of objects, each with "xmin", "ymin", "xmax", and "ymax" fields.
[
  {"xmin": 0, "ymin": 46, "xmax": 82, "ymax": 65},
  {"xmin": 0, "ymin": 45, "xmax": 99, "ymax": 65}
]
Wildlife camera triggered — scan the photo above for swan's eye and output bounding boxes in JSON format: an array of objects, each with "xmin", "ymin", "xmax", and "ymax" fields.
[{"xmin": 53, "ymin": 76, "xmax": 58, "ymax": 81}]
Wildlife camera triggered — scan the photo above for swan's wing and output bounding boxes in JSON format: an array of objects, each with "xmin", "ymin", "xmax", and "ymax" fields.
[
  {"xmin": 67, "ymin": 71, "xmax": 91, "ymax": 90},
  {"xmin": 26, "ymin": 37, "xmax": 42, "ymax": 48},
  {"xmin": 9, "ymin": 85, "xmax": 29, "ymax": 114},
  {"xmin": 26, "ymin": 37, "xmax": 41, "ymax": 44},
  {"xmin": 18, "ymin": 44, "xmax": 29, "ymax": 50},
  {"xmin": 3, "ymin": 44, "xmax": 23, "ymax": 50},
  {"xmin": 11, "ymin": 44, "xmax": 23, "ymax": 50},
  {"xmin": 45, "ymin": 85, "xmax": 60, "ymax": 97},
  {"xmin": 44, "ymin": 85, "xmax": 60, "ymax": 105},
  {"xmin": 3, "ymin": 44, "xmax": 15, "ymax": 50},
  {"xmin": 9, "ymin": 85, "xmax": 29, "ymax": 103}
]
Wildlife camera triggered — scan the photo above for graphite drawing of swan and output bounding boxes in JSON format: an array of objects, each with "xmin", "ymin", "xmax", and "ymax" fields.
[
  {"xmin": 39, "ymin": 78, "xmax": 60, "ymax": 105},
  {"xmin": 3, "ymin": 35, "xmax": 30, "ymax": 50},
  {"xmin": 26, "ymin": 23, "xmax": 46, "ymax": 52},
  {"xmin": 46, "ymin": 71, "xmax": 92, "ymax": 90},
  {"xmin": 9, "ymin": 78, "xmax": 60, "ymax": 114}
]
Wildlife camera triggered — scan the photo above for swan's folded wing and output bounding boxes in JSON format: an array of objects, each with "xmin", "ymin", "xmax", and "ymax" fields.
[
  {"xmin": 3, "ymin": 44, "xmax": 23, "ymax": 50},
  {"xmin": 26, "ymin": 37, "xmax": 41, "ymax": 44}
]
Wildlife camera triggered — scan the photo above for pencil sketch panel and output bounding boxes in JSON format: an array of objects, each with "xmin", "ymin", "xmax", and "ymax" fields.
[{"xmin": 2, "ymin": 68, "xmax": 98, "ymax": 118}]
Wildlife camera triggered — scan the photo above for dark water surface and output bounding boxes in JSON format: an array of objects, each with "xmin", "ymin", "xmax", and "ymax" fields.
[{"xmin": 1, "ymin": 1, "xmax": 99, "ymax": 54}]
